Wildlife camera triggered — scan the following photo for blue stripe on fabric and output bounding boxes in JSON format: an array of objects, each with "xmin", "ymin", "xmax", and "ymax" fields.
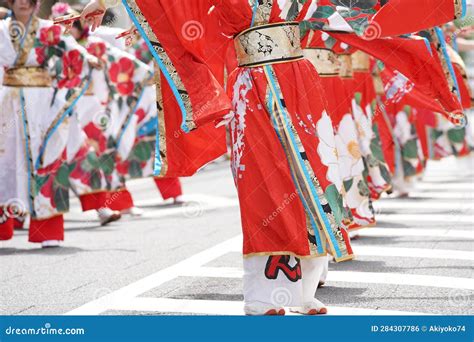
[
  {"xmin": 19, "ymin": 89, "xmax": 34, "ymax": 214},
  {"xmin": 35, "ymin": 78, "xmax": 91, "ymax": 170},
  {"xmin": 153, "ymin": 109, "xmax": 162, "ymax": 176},
  {"xmin": 434, "ymin": 27, "xmax": 461, "ymax": 101},
  {"xmin": 264, "ymin": 65, "xmax": 342, "ymax": 258},
  {"xmin": 115, "ymin": 85, "xmax": 147, "ymax": 149},
  {"xmin": 137, "ymin": 116, "xmax": 158, "ymax": 137},
  {"xmin": 421, "ymin": 37, "xmax": 433, "ymax": 56},
  {"xmin": 122, "ymin": 0, "xmax": 190, "ymax": 134},
  {"xmin": 266, "ymin": 89, "xmax": 324, "ymax": 254},
  {"xmin": 250, "ymin": 0, "xmax": 259, "ymax": 27},
  {"xmin": 462, "ymin": 0, "xmax": 467, "ymax": 18}
]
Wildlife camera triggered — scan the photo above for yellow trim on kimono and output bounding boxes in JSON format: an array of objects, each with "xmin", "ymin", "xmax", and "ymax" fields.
[
  {"xmin": 3, "ymin": 67, "xmax": 52, "ymax": 87},
  {"xmin": 351, "ymin": 50, "xmax": 370, "ymax": 72},
  {"xmin": 337, "ymin": 54, "xmax": 354, "ymax": 78},
  {"xmin": 235, "ymin": 22, "xmax": 304, "ymax": 68},
  {"xmin": 303, "ymin": 48, "xmax": 341, "ymax": 76}
]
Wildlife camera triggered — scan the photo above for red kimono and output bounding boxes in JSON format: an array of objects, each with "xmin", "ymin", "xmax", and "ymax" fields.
[{"xmin": 120, "ymin": 0, "xmax": 464, "ymax": 261}]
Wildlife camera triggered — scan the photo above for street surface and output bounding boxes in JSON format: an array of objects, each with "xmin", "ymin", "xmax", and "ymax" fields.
[{"xmin": 1, "ymin": 157, "xmax": 473, "ymax": 316}]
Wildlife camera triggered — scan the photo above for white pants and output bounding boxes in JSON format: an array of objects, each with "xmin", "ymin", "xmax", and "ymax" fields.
[{"xmin": 243, "ymin": 255, "xmax": 327, "ymax": 312}]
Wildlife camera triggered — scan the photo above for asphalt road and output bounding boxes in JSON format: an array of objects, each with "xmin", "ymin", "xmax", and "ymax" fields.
[{"xmin": 1, "ymin": 156, "xmax": 473, "ymax": 316}]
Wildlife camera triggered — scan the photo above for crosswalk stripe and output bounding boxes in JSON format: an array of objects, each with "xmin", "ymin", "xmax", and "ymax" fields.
[
  {"xmin": 374, "ymin": 201, "xmax": 473, "ymax": 211},
  {"xmin": 357, "ymin": 228, "xmax": 473, "ymax": 239},
  {"xmin": 376, "ymin": 214, "xmax": 474, "ymax": 224},
  {"xmin": 225, "ymin": 237, "xmax": 473, "ymax": 260},
  {"xmin": 66, "ymin": 236, "xmax": 242, "ymax": 315},
  {"xmin": 107, "ymin": 297, "xmax": 429, "ymax": 316},
  {"xmin": 415, "ymin": 183, "xmax": 474, "ymax": 191},
  {"xmin": 354, "ymin": 246, "xmax": 474, "ymax": 261},
  {"xmin": 182, "ymin": 267, "xmax": 474, "ymax": 290},
  {"xmin": 399, "ymin": 192, "xmax": 474, "ymax": 199}
]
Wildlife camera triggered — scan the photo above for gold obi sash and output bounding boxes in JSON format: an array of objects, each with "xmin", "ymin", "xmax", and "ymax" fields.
[
  {"xmin": 337, "ymin": 54, "xmax": 353, "ymax": 78},
  {"xmin": 373, "ymin": 74, "xmax": 385, "ymax": 95},
  {"xmin": 3, "ymin": 66, "xmax": 52, "ymax": 87},
  {"xmin": 234, "ymin": 22, "xmax": 304, "ymax": 68},
  {"xmin": 351, "ymin": 51, "xmax": 370, "ymax": 72},
  {"xmin": 303, "ymin": 48, "xmax": 341, "ymax": 77}
]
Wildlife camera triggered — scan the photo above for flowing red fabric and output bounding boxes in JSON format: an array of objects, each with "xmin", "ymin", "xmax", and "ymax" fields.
[
  {"xmin": 160, "ymin": 76, "xmax": 227, "ymax": 177},
  {"xmin": 371, "ymin": 0, "xmax": 458, "ymax": 38},
  {"xmin": 136, "ymin": 0, "xmax": 231, "ymax": 127},
  {"xmin": 329, "ymin": 33, "xmax": 463, "ymax": 119},
  {"xmin": 454, "ymin": 64, "xmax": 473, "ymax": 109}
]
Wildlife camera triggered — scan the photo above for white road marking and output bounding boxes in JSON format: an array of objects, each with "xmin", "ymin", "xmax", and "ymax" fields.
[
  {"xmin": 108, "ymin": 297, "xmax": 429, "ymax": 316},
  {"xmin": 374, "ymin": 201, "xmax": 473, "ymax": 211},
  {"xmin": 354, "ymin": 246, "xmax": 474, "ymax": 261},
  {"xmin": 65, "ymin": 158, "xmax": 474, "ymax": 316},
  {"xmin": 66, "ymin": 236, "xmax": 242, "ymax": 315},
  {"xmin": 399, "ymin": 192, "xmax": 474, "ymax": 199},
  {"xmin": 182, "ymin": 267, "xmax": 474, "ymax": 290},
  {"xmin": 414, "ymin": 183, "xmax": 474, "ymax": 191},
  {"xmin": 357, "ymin": 228, "xmax": 473, "ymax": 239},
  {"xmin": 376, "ymin": 214, "xmax": 474, "ymax": 224}
]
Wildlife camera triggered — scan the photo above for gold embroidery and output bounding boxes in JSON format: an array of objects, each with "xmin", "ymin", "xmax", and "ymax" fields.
[
  {"xmin": 453, "ymin": 0, "xmax": 464, "ymax": 19},
  {"xmin": 127, "ymin": 0, "xmax": 196, "ymax": 131},
  {"xmin": 154, "ymin": 67, "xmax": 168, "ymax": 177},
  {"xmin": 248, "ymin": 0, "xmax": 273, "ymax": 26},
  {"xmin": 337, "ymin": 54, "xmax": 353, "ymax": 78},
  {"xmin": 3, "ymin": 67, "xmax": 52, "ymax": 87},
  {"xmin": 351, "ymin": 50, "xmax": 370, "ymax": 72},
  {"xmin": 303, "ymin": 48, "xmax": 341, "ymax": 76},
  {"xmin": 10, "ymin": 16, "xmax": 39, "ymax": 67},
  {"xmin": 235, "ymin": 22, "xmax": 304, "ymax": 68}
]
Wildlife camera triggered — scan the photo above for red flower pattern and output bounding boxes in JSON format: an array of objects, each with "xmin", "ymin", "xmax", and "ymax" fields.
[
  {"xmin": 35, "ymin": 47, "xmax": 46, "ymax": 65},
  {"xmin": 39, "ymin": 25, "xmax": 62, "ymax": 47},
  {"xmin": 135, "ymin": 108, "xmax": 146, "ymax": 123},
  {"xmin": 87, "ymin": 42, "xmax": 107, "ymax": 59},
  {"xmin": 58, "ymin": 50, "xmax": 84, "ymax": 89},
  {"xmin": 109, "ymin": 57, "xmax": 135, "ymax": 96}
]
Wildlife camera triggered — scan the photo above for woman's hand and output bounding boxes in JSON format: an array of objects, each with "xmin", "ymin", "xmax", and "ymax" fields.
[{"xmin": 81, "ymin": 0, "xmax": 106, "ymax": 32}]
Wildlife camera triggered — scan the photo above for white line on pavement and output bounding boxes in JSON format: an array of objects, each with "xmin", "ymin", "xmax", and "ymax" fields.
[
  {"xmin": 357, "ymin": 228, "xmax": 473, "ymax": 239},
  {"xmin": 182, "ymin": 267, "xmax": 474, "ymax": 290},
  {"xmin": 400, "ymin": 192, "xmax": 474, "ymax": 199},
  {"xmin": 66, "ymin": 236, "xmax": 242, "ymax": 315},
  {"xmin": 414, "ymin": 183, "xmax": 474, "ymax": 191},
  {"xmin": 376, "ymin": 214, "xmax": 474, "ymax": 224},
  {"xmin": 354, "ymin": 246, "xmax": 474, "ymax": 261},
  {"xmin": 374, "ymin": 201, "xmax": 473, "ymax": 211}
]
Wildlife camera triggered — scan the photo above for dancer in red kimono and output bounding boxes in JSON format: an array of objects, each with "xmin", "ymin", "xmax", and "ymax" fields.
[
  {"xmin": 81, "ymin": 0, "xmax": 466, "ymax": 315},
  {"xmin": 301, "ymin": 30, "xmax": 375, "ymax": 230}
]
